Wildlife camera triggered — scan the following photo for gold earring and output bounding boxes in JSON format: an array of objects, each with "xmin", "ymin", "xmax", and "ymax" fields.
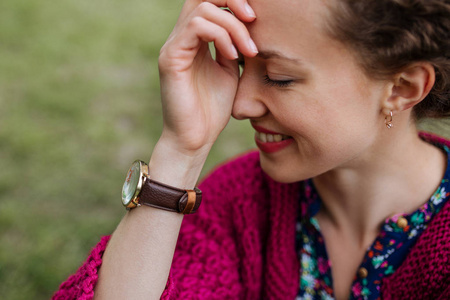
[{"xmin": 385, "ymin": 111, "xmax": 393, "ymax": 129}]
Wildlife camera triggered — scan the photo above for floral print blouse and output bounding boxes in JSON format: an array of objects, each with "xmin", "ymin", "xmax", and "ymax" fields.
[{"xmin": 296, "ymin": 145, "xmax": 450, "ymax": 300}]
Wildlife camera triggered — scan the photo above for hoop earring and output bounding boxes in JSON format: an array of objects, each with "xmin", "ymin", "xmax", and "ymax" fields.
[{"xmin": 385, "ymin": 111, "xmax": 393, "ymax": 129}]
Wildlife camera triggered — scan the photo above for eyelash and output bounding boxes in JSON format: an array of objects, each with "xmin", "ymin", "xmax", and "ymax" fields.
[
  {"xmin": 262, "ymin": 75, "xmax": 293, "ymax": 88},
  {"xmin": 237, "ymin": 61, "xmax": 294, "ymax": 88}
]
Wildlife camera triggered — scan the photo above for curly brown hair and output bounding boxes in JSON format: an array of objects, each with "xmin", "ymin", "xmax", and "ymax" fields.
[{"xmin": 326, "ymin": 0, "xmax": 450, "ymax": 119}]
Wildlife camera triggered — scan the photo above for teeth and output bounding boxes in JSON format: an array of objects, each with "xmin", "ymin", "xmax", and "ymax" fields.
[
  {"xmin": 255, "ymin": 131, "xmax": 289, "ymax": 143},
  {"xmin": 260, "ymin": 133, "xmax": 267, "ymax": 142}
]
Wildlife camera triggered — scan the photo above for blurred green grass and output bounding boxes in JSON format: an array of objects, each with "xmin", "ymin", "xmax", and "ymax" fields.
[
  {"xmin": 0, "ymin": 0, "xmax": 255, "ymax": 298},
  {"xmin": 0, "ymin": 0, "xmax": 448, "ymax": 299}
]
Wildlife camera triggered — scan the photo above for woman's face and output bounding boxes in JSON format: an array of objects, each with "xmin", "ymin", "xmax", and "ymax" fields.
[{"xmin": 232, "ymin": 0, "xmax": 391, "ymax": 182}]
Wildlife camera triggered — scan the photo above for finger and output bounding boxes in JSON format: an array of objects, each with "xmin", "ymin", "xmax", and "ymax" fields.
[
  {"xmin": 206, "ymin": 0, "xmax": 256, "ymax": 22},
  {"xmin": 215, "ymin": 45, "xmax": 239, "ymax": 77},
  {"xmin": 178, "ymin": 0, "xmax": 255, "ymax": 24},
  {"xmin": 178, "ymin": 17, "xmax": 240, "ymax": 61},
  {"xmin": 193, "ymin": 2, "xmax": 257, "ymax": 57}
]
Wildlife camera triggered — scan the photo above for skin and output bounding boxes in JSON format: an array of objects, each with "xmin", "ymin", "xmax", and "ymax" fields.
[
  {"xmin": 234, "ymin": 0, "xmax": 388, "ymax": 183},
  {"xmin": 94, "ymin": 0, "xmax": 446, "ymax": 299}
]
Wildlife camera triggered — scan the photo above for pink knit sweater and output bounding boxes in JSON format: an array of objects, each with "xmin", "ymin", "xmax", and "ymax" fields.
[{"xmin": 53, "ymin": 133, "xmax": 450, "ymax": 300}]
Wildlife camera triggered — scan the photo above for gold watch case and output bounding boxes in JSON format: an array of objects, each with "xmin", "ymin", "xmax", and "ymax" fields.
[{"xmin": 121, "ymin": 160, "xmax": 149, "ymax": 209}]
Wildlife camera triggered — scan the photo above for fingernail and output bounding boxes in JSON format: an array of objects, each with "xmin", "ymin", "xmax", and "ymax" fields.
[
  {"xmin": 245, "ymin": 3, "xmax": 256, "ymax": 18},
  {"xmin": 231, "ymin": 45, "xmax": 238, "ymax": 59},
  {"xmin": 249, "ymin": 39, "xmax": 258, "ymax": 54}
]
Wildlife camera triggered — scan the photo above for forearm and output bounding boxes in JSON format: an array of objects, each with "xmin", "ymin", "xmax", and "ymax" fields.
[
  {"xmin": 94, "ymin": 0, "xmax": 256, "ymax": 296},
  {"xmin": 93, "ymin": 140, "xmax": 209, "ymax": 300},
  {"xmin": 94, "ymin": 208, "xmax": 182, "ymax": 300}
]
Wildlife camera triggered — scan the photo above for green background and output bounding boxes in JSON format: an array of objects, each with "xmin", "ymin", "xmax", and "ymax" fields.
[{"xmin": 0, "ymin": 0, "xmax": 448, "ymax": 298}]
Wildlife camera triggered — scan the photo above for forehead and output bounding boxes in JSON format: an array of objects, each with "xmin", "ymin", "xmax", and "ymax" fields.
[{"xmin": 247, "ymin": 0, "xmax": 337, "ymax": 59}]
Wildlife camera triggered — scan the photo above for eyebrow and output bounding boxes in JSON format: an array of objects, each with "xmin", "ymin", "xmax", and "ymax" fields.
[{"xmin": 257, "ymin": 50, "xmax": 304, "ymax": 65}]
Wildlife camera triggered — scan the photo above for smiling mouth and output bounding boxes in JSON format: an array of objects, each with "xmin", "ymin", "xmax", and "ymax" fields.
[{"xmin": 255, "ymin": 131, "xmax": 291, "ymax": 143}]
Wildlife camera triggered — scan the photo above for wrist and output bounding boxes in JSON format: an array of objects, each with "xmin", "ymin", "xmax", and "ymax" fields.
[{"xmin": 148, "ymin": 138, "xmax": 211, "ymax": 189}]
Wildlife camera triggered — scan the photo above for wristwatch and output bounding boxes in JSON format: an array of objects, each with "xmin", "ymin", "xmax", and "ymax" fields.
[{"xmin": 121, "ymin": 160, "xmax": 202, "ymax": 214}]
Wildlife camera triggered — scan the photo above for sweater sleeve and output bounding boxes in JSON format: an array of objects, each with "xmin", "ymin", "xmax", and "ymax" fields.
[
  {"xmin": 51, "ymin": 236, "xmax": 110, "ymax": 300},
  {"xmin": 159, "ymin": 153, "xmax": 261, "ymax": 299},
  {"xmin": 52, "ymin": 152, "xmax": 262, "ymax": 300},
  {"xmin": 50, "ymin": 235, "xmax": 185, "ymax": 300},
  {"xmin": 437, "ymin": 285, "xmax": 450, "ymax": 300}
]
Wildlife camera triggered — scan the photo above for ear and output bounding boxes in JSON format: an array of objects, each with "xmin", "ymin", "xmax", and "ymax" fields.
[{"xmin": 381, "ymin": 63, "xmax": 435, "ymax": 116}]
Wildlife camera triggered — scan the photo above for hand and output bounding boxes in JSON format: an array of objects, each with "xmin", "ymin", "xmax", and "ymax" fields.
[{"xmin": 158, "ymin": 0, "xmax": 258, "ymax": 155}]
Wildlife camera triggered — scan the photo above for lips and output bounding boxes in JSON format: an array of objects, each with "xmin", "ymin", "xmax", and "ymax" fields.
[{"xmin": 252, "ymin": 125, "xmax": 294, "ymax": 153}]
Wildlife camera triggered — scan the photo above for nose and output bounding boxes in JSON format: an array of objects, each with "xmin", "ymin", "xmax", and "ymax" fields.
[{"xmin": 232, "ymin": 69, "xmax": 269, "ymax": 120}]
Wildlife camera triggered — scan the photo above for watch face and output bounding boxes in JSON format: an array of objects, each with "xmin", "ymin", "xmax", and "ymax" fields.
[{"xmin": 122, "ymin": 160, "xmax": 147, "ymax": 207}]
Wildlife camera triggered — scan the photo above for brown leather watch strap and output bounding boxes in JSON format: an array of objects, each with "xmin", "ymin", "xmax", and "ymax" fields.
[{"xmin": 138, "ymin": 178, "xmax": 202, "ymax": 214}]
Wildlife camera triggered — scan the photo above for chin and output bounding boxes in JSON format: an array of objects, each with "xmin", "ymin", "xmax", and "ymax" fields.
[{"xmin": 259, "ymin": 155, "xmax": 308, "ymax": 184}]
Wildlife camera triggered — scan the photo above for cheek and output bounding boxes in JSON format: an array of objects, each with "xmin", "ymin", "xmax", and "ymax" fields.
[
  {"xmin": 260, "ymin": 71, "xmax": 384, "ymax": 181},
  {"xmin": 260, "ymin": 126, "xmax": 377, "ymax": 183},
  {"xmin": 262, "ymin": 99, "xmax": 380, "ymax": 182},
  {"xmin": 310, "ymin": 82, "xmax": 381, "ymax": 135},
  {"xmin": 306, "ymin": 96, "xmax": 380, "ymax": 162}
]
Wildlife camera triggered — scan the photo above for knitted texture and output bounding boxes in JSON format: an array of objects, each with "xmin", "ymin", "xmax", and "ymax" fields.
[
  {"xmin": 53, "ymin": 133, "xmax": 450, "ymax": 299},
  {"xmin": 381, "ymin": 198, "xmax": 450, "ymax": 300},
  {"xmin": 381, "ymin": 133, "xmax": 450, "ymax": 300},
  {"xmin": 52, "ymin": 236, "xmax": 110, "ymax": 300}
]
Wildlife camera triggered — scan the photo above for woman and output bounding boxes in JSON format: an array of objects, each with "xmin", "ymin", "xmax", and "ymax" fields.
[{"xmin": 53, "ymin": 0, "xmax": 450, "ymax": 299}]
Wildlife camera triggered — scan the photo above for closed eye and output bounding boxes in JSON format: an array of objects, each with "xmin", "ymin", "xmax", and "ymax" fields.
[{"xmin": 262, "ymin": 75, "xmax": 293, "ymax": 88}]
